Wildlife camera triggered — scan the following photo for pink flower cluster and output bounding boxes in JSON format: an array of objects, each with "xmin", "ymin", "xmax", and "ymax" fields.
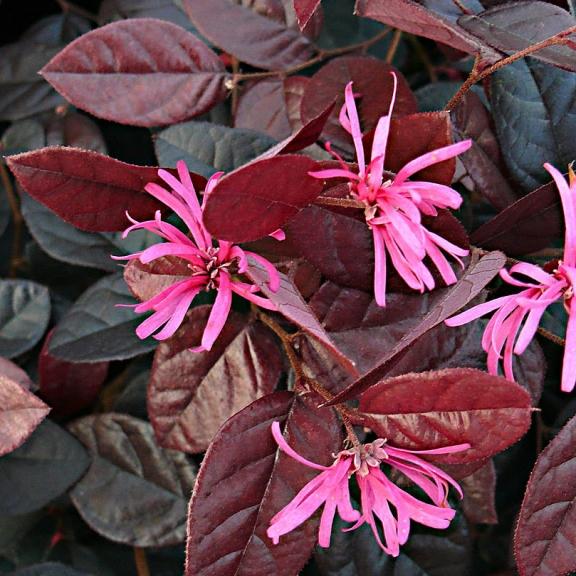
[
  {"xmin": 310, "ymin": 74, "xmax": 472, "ymax": 306},
  {"xmin": 267, "ymin": 422, "xmax": 468, "ymax": 555},
  {"xmin": 446, "ymin": 164, "xmax": 576, "ymax": 393},
  {"xmin": 116, "ymin": 161, "xmax": 281, "ymax": 352}
]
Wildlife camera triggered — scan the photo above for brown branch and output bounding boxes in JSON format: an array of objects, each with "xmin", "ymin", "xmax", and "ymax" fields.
[
  {"xmin": 451, "ymin": 0, "xmax": 473, "ymax": 14},
  {"xmin": 133, "ymin": 548, "xmax": 150, "ymax": 576},
  {"xmin": 407, "ymin": 35, "xmax": 438, "ymax": 82},
  {"xmin": 233, "ymin": 28, "xmax": 392, "ymax": 84},
  {"xmin": 314, "ymin": 196, "xmax": 364, "ymax": 210},
  {"xmin": 445, "ymin": 26, "xmax": 576, "ymax": 111},
  {"xmin": 0, "ymin": 161, "xmax": 23, "ymax": 278},
  {"xmin": 385, "ymin": 29, "xmax": 403, "ymax": 64},
  {"xmin": 537, "ymin": 326, "xmax": 565, "ymax": 347}
]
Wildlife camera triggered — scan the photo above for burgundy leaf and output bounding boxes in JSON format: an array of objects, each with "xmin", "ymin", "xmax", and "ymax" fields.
[
  {"xmin": 41, "ymin": 19, "xmax": 228, "ymax": 127},
  {"xmin": 354, "ymin": 0, "xmax": 501, "ymax": 58},
  {"xmin": 327, "ymin": 249, "xmax": 507, "ymax": 403},
  {"xmin": 7, "ymin": 147, "xmax": 205, "ymax": 232},
  {"xmin": 0, "ymin": 375, "xmax": 50, "ymax": 457},
  {"xmin": 459, "ymin": 2, "xmax": 576, "ymax": 72},
  {"xmin": 149, "ymin": 306, "xmax": 282, "ymax": 453},
  {"xmin": 70, "ymin": 414, "xmax": 197, "ymax": 547},
  {"xmin": 235, "ymin": 80, "xmax": 293, "ymax": 140},
  {"xmin": 515, "ymin": 414, "xmax": 576, "ymax": 576},
  {"xmin": 461, "ymin": 460, "xmax": 498, "ymax": 524},
  {"xmin": 301, "ymin": 56, "xmax": 417, "ymax": 154},
  {"xmin": 182, "ymin": 0, "xmax": 314, "ymax": 70},
  {"xmin": 471, "ymin": 177, "xmax": 563, "ymax": 256},
  {"xmin": 285, "ymin": 75, "xmax": 310, "ymax": 130},
  {"xmin": 202, "ymin": 154, "xmax": 324, "ymax": 242},
  {"xmin": 185, "ymin": 391, "xmax": 342, "ymax": 576},
  {"xmin": 38, "ymin": 330, "xmax": 108, "ymax": 420},
  {"xmin": 451, "ymin": 91, "xmax": 516, "ymax": 211},
  {"xmin": 293, "ymin": 0, "xmax": 322, "ymax": 30},
  {"xmin": 354, "ymin": 368, "xmax": 532, "ymax": 464},
  {"xmin": 258, "ymin": 100, "xmax": 335, "ymax": 158},
  {"xmin": 246, "ymin": 256, "xmax": 358, "ymax": 376}
]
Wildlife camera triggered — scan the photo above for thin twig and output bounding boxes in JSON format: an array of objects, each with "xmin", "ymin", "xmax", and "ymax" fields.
[
  {"xmin": 445, "ymin": 26, "xmax": 576, "ymax": 111},
  {"xmin": 385, "ymin": 30, "xmax": 402, "ymax": 64},
  {"xmin": 407, "ymin": 35, "xmax": 438, "ymax": 82},
  {"xmin": 233, "ymin": 28, "xmax": 392, "ymax": 84},
  {"xmin": 133, "ymin": 548, "xmax": 150, "ymax": 576},
  {"xmin": 451, "ymin": 0, "xmax": 473, "ymax": 14},
  {"xmin": 537, "ymin": 326, "xmax": 565, "ymax": 347},
  {"xmin": 0, "ymin": 162, "xmax": 23, "ymax": 278},
  {"xmin": 314, "ymin": 196, "xmax": 364, "ymax": 210},
  {"xmin": 56, "ymin": 0, "xmax": 99, "ymax": 22}
]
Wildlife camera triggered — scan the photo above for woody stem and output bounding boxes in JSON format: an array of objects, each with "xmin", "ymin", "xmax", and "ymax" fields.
[
  {"xmin": 445, "ymin": 26, "xmax": 576, "ymax": 111},
  {"xmin": 0, "ymin": 161, "xmax": 23, "ymax": 278}
]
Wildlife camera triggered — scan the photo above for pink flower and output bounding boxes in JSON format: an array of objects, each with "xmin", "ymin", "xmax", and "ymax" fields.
[
  {"xmin": 267, "ymin": 422, "xmax": 468, "ymax": 554},
  {"xmin": 446, "ymin": 163, "xmax": 576, "ymax": 393},
  {"xmin": 310, "ymin": 74, "xmax": 471, "ymax": 306},
  {"xmin": 115, "ymin": 161, "xmax": 281, "ymax": 352}
]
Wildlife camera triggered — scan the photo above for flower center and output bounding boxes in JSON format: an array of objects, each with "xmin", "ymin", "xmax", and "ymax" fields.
[{"xmin": 338, "ymin": 439, "xmax": 389, "ymax": 477}]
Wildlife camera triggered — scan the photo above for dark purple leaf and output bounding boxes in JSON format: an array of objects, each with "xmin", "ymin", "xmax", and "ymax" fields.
[
  {"xmin": 182, "ymin": 0, "xmax": 314, "ymax": 70},
  {"xmin": 0, "ymin": 280, "xmax": 50, "ymax": 359},
  {"xmin": 0, "ymin": 375, "xmax": 49, "ymax": 457},
  {"xmin": 461, "ymin": 460, "xmax": 498, "ymax": 524},
  {"xmin": 354, "ymin": 0, "xmax": 501, "ymax": 57},
  {"xmin": 7, "ymin": 147, "xmax": 207, "ymax": 232},
  {"xmin": 471, "ymin": 177, "xmax": 563, "ymax": 256},
  {"xmin": 42, "ymin": 19, "xmax": 228, "ymax": 127},
  {"xmin": 354, "ymin": 368, "xmax": 532, "ymax": 464},
  {"xmin": 149, "ymin": 306, "xmax": 282, "ymax": 453},
  {"xmin": 451, "ymin": 91, "xmax": 516, "ymax": 211},
  {"xmin": 327, "ymin": 249, "xmax": 506, "ymax": 403},
  {"xmin": 202, "ymin": 154, "xmax": 324, "ymax": 242},
  {"xmin": 38, "ymin": 330, "xmax": 108, "ymax": 420},
  {"xmin": 459, "ymin": 2, "xmax": 576, "ymax": 72},
  {"xmin": 99, "ymin": 0, "xmax": 195, "ymax": 31},
  {"xmin": 185, "ymin": 391, "xmax": 342, "ymax": 576},
  {"xmin": 69, "ymin": 414, "xmax": 197, "ymax": 546},
  {"xmin": 246, "ymin": 256, "xmax": 358, "ymax": 375},
  {"xmin": 0, "ymin": 420, "xmax": 89, "ymax": 515},
  {"xmin": 8, "ymin": 564, "xmax": 90, "ymax": 576},
  {"xmin": 515, "ymin": 414, "xmax": 576, "ymax": 576},
  {"xmin": 301, "ymin": 56, "xmax": 417, "ymax": 154}
]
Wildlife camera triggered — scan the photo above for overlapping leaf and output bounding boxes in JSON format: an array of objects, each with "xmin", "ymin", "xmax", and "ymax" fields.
[
  {"xmin": 515, "ymin": 415, "xmax": 576, "ymax": 576},
  {"xmin": 0, "ymin": 375, "xmax": 50, "ymax": 457},
  {"xmin": 185, "ymin": 391, "xmax": 342, "ymax": 576},
  {"xmin": 460, "ymin": 1, "xmax": 576, "ymax": 72},
  {"xmin": 202, "ymin": 154, "xmax": 324, "ymax": 242},
  {"xmin": 0, "ymin": 420, "xmax": 89, "ymax": 515},
  {"xmin": 42, "ymin": 19, "xmax": 228, "ymax": 126},
  {"xmin": 461, "ymin": 461, "xmax": 498, "ymax": 524},
  {"xmin": 69, "ymin": 414, "xmax": 197, "ymax": 547},
  {"xmin": 182, "ymin": 0, "xmax": 314, "ymax": 70},
  {"xmin": 48, "ymin": 274, "xmax": 157, "ymax": 362},
  {"xmin": 294, "ymin": 0, "xmax": 322, "ymax": 30},
  {"xmin": 0, "ymin": 280, "xmax": 50, "ymax": 358},
  {"xmin": 354, "ymin": 368, "xmax": 532, "ymax": 464},
  {"xmin": 149, "ymin": 306, "xmax": 282, "ymax": 453}
]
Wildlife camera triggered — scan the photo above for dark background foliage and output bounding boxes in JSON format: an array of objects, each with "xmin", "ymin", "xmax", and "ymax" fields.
[{"xmin": 0, "ymin": 0, "xmax": 575, "ymax": 575}]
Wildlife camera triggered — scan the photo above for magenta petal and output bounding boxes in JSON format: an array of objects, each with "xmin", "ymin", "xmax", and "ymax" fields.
[
  {"xmin": 200, "ymin": 271, "xmax": 233, "ymax": 351},
  {"xmin": 561, "ymin": 298, "xmax": 576, "ymax": 392},
  {"xmin": 344, "ymin": 82, "xmax": 366, "ymax": 176},
  {"xmin": 372, "ymin": 227, "xmax": 387, "ymax": 307},
  {"xmin": 270, "ymin": 422, "xmax": 330, "ymax": 471}
]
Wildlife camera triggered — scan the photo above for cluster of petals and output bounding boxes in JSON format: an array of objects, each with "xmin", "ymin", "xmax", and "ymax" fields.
[
  {"xmin": 267, "ymin": 422, "xmax": 468, "ymax": 555},
  {"xmin": 309, "ymin": 74, "xmax": 472, "ymax": 306},
  {"xmin": 446, "ymin": 163, "xmax": 576, "ymax": 393},
  {"xmin": 115, "ymin": 161, "xmax": 281, "ymax": 352}
]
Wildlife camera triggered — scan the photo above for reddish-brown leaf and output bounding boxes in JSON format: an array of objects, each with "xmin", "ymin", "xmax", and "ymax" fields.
[
  {"xmin": 515, "ymin": 415, "xmax": 576, "ymax": 576},
  {"xmin": 246, "ymin": 256, "xmax": 358, "ymax": 377},
  {"xmin": 124, "ymin": 257, "xmax": 190, "ymax": 303},
  {"xmin": 327, "ymin": 249, "xmax": 507, "ymax": 403},
  {"xmin": 0, "ymin": 375, "xmax": 50, "ymax": 457},
  {"xmin": 149, "ymin": 307, "xmax": 282, "ymax": 453},
  {"xmin": 202, "ymin": 154, "xmax": 324, "ymax": 242},
  {"xmin": 185, "ymin": 391, "xmax": 342, "ymax": 576},
  {"xmin": 293, "ymin": 0, "xmax": 322, "ymax": 30},
  {"xmin": 182, "ymin": 0, "xmax": 314, "ymax": 70},
  {"xmin": 461, "ymin": 460, "xmax": 498, "ymax": 524},
  {"xmin": 7, "ymin": 147, "xmax": 206, "ymax": 232},
  {"xmin": 471, "ymin": 177, "xmax": 563, "ymax": 256},
  {"xmin": 41, "ymin": 19, "xmax": 228, "ymax": 127},
  {"xmin": 301, "ymin": 56, "xmax": 417, "ymax": 154},
  {"xmin": 38, "ymin": 330, "xmax": 108, "ymax": 420},
  {"xmin": 354, "ymin": 368, "xmax": 532, "ymax": 464},
  {"xmin": 354, "ymin": 0, "xmax": 501, "ymax": 58}
]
